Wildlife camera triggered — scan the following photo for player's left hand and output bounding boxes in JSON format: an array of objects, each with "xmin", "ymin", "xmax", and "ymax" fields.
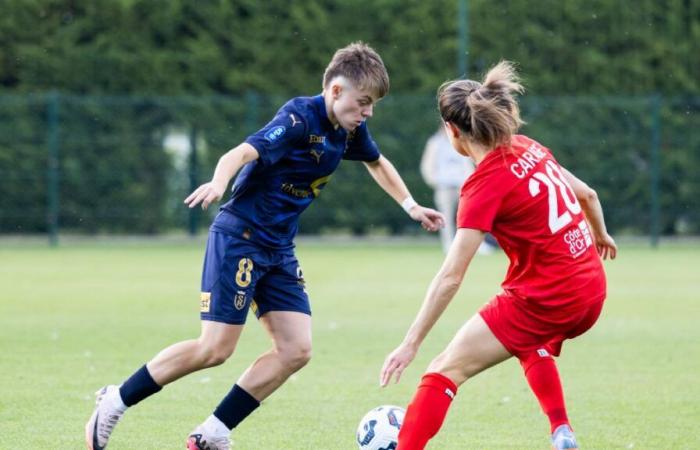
[
  {"xmin": 409, "ymin": 206, "xmax": 445, "ymax": 232},
  {"xmin": 595, "ymin": 232, "xmax": 617, "ymax": 260},
  {"xmin": 380, "ymin": 342, "xmax": 418, "ymax": 387}
]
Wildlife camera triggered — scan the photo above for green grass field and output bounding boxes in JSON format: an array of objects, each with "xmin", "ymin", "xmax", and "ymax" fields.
[{"xmin": 1, "ymin": 239, "xmax": 698, "ymax": 449}]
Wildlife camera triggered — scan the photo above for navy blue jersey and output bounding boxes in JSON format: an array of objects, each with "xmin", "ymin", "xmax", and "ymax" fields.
[{"xmin": 212, "ymin": 95, "xmax": 381, "ymax": 249}]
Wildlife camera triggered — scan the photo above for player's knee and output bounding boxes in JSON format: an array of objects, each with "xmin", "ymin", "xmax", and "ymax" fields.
[
  {"xmin": 278, "ymin": 343, "xmax": 312, "ymax": 371},
  {"xmin": 427, "ymin": 352, "xmax": 480, "ymax": 385},
  {"xmin": 197, "ymin": 341, "xmax": 235, "ymax": 368}
]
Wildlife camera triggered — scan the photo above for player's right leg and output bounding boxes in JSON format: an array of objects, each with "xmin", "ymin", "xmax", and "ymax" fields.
[
  {"xmin": 396, "ymin": 313, "xmax": 512, "ymax": 450},
  {"xmin": 86, "ymin": 230, "xmax": 255, "ymax": 450},
  {"xmin": 85, "ymin": 321, "xmax": 243, "ymax": 450}
]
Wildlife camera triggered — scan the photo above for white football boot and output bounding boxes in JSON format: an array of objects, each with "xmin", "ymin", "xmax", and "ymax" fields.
[
  {"xmin": 551, "ymin": 424, "xmax": 579, "ymax": 450},
  {"xmin": 85, "ymin": 385, "xmax": 126, "ymax": 450},
  {"xmin": 186, "ymin": 425, "xmax": 231, "ymax": 450}
]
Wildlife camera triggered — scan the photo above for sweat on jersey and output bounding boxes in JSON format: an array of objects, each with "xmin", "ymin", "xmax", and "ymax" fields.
[
  {"xmin": 211, "ymin": 95, "xmax": 380, "ymax": 249},
  {"xmin": 457, "ymin": 135, "xmax": 606, "ymax": 312}
]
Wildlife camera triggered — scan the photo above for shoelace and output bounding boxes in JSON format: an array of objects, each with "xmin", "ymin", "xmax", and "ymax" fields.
[
  {"xmin": 208, "ymin": 436, "xmax": 230, "ymax": 450},
  {"xmin": 98, "ymin": 412, "xmax": 124, "ymax": 441}
]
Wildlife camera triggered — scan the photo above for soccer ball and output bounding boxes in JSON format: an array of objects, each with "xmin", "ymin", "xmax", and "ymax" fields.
[{"xmin": 356, "ymin": 405, "xmax": 405, "ymax": 450}]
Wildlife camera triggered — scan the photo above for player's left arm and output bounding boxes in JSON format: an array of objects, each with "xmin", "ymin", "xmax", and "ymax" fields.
[
  {"xmin": 380, "ymin": 228, "xmax": 483, "ymax": 386},
  {"xmin": 562, "ymin": 167, "xmax": 617, "ymax": 260},
  {"xmin": 363, "ymin": 155, "xmax": 445, "ymax": 232}
]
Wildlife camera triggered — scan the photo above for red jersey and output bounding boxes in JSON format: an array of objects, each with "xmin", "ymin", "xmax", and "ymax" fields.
[{"xmin": 457, "ymin": 135, "xmax": 605, "ymax": 312}]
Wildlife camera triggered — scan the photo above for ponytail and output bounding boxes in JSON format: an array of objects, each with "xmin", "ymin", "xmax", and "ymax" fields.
[{"xmin": 438, "ymin": 61, "xmax": 524, "ymax": 148}]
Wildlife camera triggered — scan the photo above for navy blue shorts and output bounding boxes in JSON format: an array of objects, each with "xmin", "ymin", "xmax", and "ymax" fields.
[{"xmin": 199, "ymin": 231, "xmax": 310, "ymax": 325}]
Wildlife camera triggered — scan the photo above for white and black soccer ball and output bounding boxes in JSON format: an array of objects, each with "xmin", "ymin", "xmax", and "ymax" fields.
[{"xmin": 356, "ymin": 405, "xmax": 405, "ymax": 450}]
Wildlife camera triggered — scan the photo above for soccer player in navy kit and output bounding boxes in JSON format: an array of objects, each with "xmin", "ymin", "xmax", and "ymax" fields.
[{"xmin": 85, "ymin": 42, "xmax": 445, "ymax": 450}]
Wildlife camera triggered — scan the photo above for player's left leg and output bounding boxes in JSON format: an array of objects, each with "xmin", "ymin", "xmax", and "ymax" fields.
[
  {"xmin": 187, "ymin": 311, "xmax": 311, "ymax": 450},
  {"xmin": 520, "ymin": 349, "xmax": 578, "ymax": 450},
  {"xmin": 523, "ymin": 300, "xmax": 604, "ymax": 450},
  {"xmin": 238, "ymin": 310, "xmax": 312, "ymax": 399},
  {"xmin": 188, "ymin": 256, "xmax": 311, "ymax": 449},
  {"xmin": 397, "ymin": 313, "xmax": 512, "ymax": 450}
]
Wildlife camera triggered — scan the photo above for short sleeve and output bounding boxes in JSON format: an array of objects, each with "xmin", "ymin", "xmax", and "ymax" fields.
[
  {"xmin": 245, "ymin": 106, "xmax": 308, "ymax": 167},
  {"xmin": 456, "ymin": 174, "xmax": 505, "ymax": 232},
  {"xmin": 342, "ymin": 122, "xmax": 381, "ymax": 162}
]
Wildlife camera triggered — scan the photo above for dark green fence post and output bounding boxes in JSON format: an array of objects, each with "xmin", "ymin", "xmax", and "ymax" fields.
[
  {"xmin": 188, "ymin": 126, "xmax": 199, "ymax": 236},
  {"xmin": 47, "ymin": 92, "xmax": 60, "ymax": 247},
  {"xmin": 458, "ymin": 0, "xmax": 469, "ymax": 77},
  {"xmin": 650, "ymin": 94, "xmax": 661, "ymax": 248}
]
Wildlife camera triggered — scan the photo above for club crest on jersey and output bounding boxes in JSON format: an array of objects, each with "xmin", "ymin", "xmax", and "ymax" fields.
[
  {"xmin": 234, "ymin": 290, "xmax": 247, "ymax": 310},
  {"xmin": 264, "ymin": 126, "xmax": 286, "ymax": 142},
  {"xmin": 200, "ymin": 292, "xmax": 211, "ymax": 312}
]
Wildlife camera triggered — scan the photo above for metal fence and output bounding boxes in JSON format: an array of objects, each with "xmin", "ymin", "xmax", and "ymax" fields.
[{"xmin": 0, "ymin": 93, "xmax": 698, "ymax": 245}]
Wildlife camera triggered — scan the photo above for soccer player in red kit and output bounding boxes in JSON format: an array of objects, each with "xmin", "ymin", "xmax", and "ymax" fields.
[{"xmin": 380, "ymin": 61, "xmax": 617, "ymax": 450}]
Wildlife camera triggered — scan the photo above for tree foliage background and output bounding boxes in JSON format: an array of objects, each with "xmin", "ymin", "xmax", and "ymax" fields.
[{"xmin": 0, "ymin": 0, "xmax": 698, "ymax": 235}]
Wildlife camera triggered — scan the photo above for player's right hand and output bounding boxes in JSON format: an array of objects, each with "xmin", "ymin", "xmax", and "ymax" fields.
[
  {"xmin": 380, "ymin": 342, "xmax": 418, "ymax": 387},
  {"xmin": 184, "ymin": 182, "xmax": 225, "ymax": 210}
]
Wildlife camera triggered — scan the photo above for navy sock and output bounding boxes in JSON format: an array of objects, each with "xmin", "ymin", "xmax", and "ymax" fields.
[
  {"xmin": 213, "ymin": 384, "xmax": 260, "ymax": 430},
  {"xmin": 119, "ymin": 365, "xmax": 162, "ymax": 407}
]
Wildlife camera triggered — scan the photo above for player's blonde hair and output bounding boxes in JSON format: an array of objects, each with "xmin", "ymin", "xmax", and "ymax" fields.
[
  {"xmin": 323, "ymin": 42, "xmax": 390, "ymax": 99},
  {"xmin": 437, "ymin": 61, "xmax": 525, "ymax": 148}
]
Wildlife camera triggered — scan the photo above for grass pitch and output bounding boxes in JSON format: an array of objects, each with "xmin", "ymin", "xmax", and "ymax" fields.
[{"xmin": 1, "ymin": 238, "xmax": 698, "ymax": 449}]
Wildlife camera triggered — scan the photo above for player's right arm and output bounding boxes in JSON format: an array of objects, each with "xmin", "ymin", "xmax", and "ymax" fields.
[
  {"xmin": 562, "ymin": 167, "xmax": 617, "ymax": 260},
  {"xmin": 184, "ymin": 143, "xmax": 260, "ymax": 210},
  {"xmin": 380, "ymin": 228, "xmax": 484, "ymax": 386}
]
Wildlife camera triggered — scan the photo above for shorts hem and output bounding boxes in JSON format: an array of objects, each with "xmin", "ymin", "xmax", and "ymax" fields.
[
  {"xmin": 256, "ymin": 308, "xmax": 312, "ymax": 319},
  {"xmin": 200, "ymin": 314, "xmax": 247, "ymax": 325}
]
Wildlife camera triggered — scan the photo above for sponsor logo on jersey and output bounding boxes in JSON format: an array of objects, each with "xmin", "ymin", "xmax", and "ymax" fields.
[
  {"xmin": 564, "ymin": 221, "xmax": 593, "ymax": 258},
  {"xmin": 310, "ymin": 175, "xmax": 331, "ymax": 197},
  {"xmin": 264, "ymin": 126, "xmax": 286, "ymax": 142},
  {"xmin": 309, "ymin": 134, "xmax": 326, "ymax": 144},
  {"xmin": 281, "ymin": 183, "xmax": 312, "ymax": 198},
  {"xmin": 234, "ymin": 290, "xmax": 247, "ymax": 310},
  {"xmin": 537, "ymin": 348, "xmax": 550, "ymax": 357},
  {"xmin": 200, "ymin": 292, "xmax": 211, "ymax": 312}
]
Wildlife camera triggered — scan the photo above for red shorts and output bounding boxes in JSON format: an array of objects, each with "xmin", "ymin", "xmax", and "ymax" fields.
[{"xmin": 479, "ymin": 292, "xmax": 604, "ymax": 360}]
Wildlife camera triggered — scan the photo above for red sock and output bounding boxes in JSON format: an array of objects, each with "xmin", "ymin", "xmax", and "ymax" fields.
[
  {"xmin": 521, "ymin": 352, "xmax": 570, "ymax": 433},
  {"xmin": 397, "ymin": 373, "xmax": 458, "ymax": 450}
]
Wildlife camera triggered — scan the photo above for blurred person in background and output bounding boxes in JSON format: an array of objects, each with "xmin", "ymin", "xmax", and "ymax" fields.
[
  {"xmin": 421, "ymin": 125, "xmax": 495, "ymax": 254},
  {"xmin": 381, "ymin": 61, "xmax": 617, "ymax": 450},
  {"xmin": 85, "ymin": 42, "xmax": 444, "ymax": 450}
]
